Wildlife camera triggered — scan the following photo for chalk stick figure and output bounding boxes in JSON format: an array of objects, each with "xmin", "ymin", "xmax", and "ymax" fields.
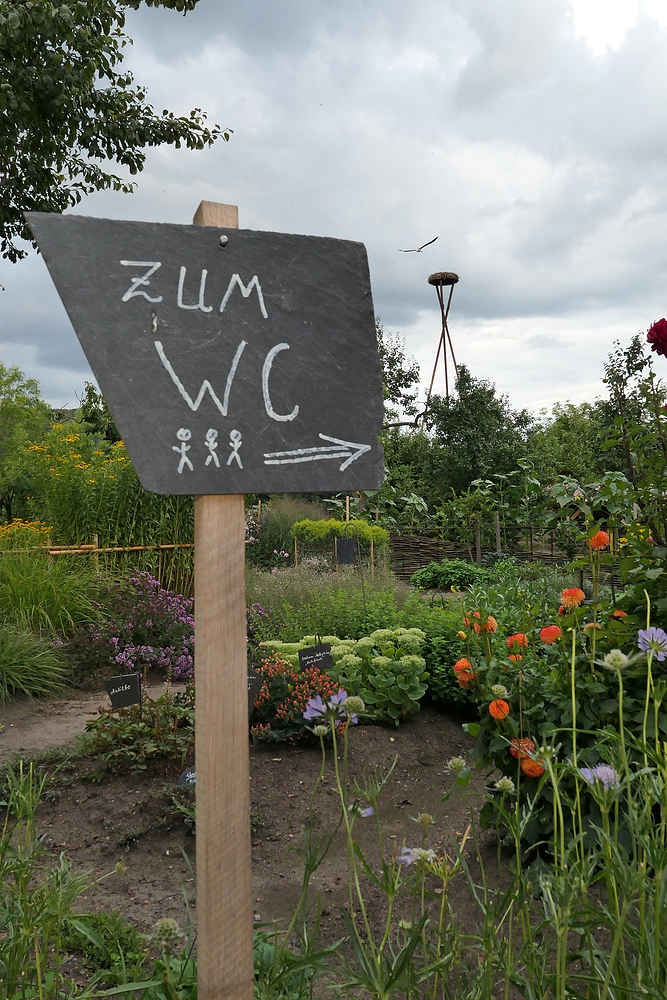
[
  {"xmin": 227, "ymin": 429, "xmax": 243, "ymax": 469},
  {"xmin": 204, "ymin": 428, "xmax": 220, "ymax": 467},
  {"xmin": 172, "ymin": 427, "xmax": 193, "ymax": 473}
]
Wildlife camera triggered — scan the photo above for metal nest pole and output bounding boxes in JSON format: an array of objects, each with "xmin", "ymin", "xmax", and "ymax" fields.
[{"xmin": 384, "ymin": 270, "xmax": 459, "ymax": 429}]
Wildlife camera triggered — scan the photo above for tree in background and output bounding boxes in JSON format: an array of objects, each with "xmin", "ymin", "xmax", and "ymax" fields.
[
  {"xmin": 375, "ymin": 319, "xmax": 421, "ymax": 419},
  {"xmin": 527, "ymin": 401, "xmax": 611, "ymax": 483},
  {"xmin": 0, "ymin": 361, "xmax": 50, "ymax": 520},
  {"xmin": 0, "ymin": 0, "xmax": 228, "ymax": 261}
]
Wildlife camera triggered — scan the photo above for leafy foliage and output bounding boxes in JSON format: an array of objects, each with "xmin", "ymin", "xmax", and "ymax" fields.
[
  {"xmin": 375, "ymin": 318, "xmax": 420, "ymax": 418},
  {"xmin": 78, "ymin": 685, "xmax": 194, "ymax": 771},
  {"xmin": 0, "ymin": 361, "xmax": 50, "ymax": 521},
  {"xmin": 409, "ymin": 558, "xmax": 489, "ymax": 591},
  {"xmin": 65, "ymin": 571, "xmax": 194, "ymax": 686},
  {"xmin": 0, "ymin": 551, "xmax": 102, "ymax": 634},
  {"xmin": 250, "ymin": 654, "xmax": 342, "ymax": 744},
  {"xmin": 0, "ymin": 0, "xmax": 228, "ymax": 261}
]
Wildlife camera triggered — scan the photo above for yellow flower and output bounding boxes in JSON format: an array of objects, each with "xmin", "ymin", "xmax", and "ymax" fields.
[{"xmin": 88, "ymin": 478, "xmax": 95, "ymax": 483}]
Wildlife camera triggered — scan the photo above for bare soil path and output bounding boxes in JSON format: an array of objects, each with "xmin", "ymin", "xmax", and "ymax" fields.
[{"xmin": 0, "ymin": 692, "xmax": 491, "ymax": 940}]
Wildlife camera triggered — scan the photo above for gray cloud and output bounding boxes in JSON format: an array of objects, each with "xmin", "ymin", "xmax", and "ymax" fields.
[{"xmin": 2, "ymin": 0, "xmax": 667, "ymax": 412}]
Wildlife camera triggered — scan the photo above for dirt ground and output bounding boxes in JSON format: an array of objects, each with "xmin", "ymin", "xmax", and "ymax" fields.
[{"xmin": 0, "ymin": 690, "xmax": 495, "ymax": 940}]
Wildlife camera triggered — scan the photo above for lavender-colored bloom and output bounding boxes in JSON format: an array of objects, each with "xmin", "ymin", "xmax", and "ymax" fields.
[
  {"xmin": 579, "ymin": 764, "xmax": 620, "ymax": 791},
  {"xmin": 397, "ymin": 846, "xmax": 436, "ymax": 867},
  {"xmin": 638, "ymin": 627, "xmax": 667, "ymax": 661},
  {"xmin": 303, "ymin": 695, "xmax": 327, "ymax": 721},
  {"xmin": 360, "ymin": 806, "xmax": 374, "ymax": 818}
]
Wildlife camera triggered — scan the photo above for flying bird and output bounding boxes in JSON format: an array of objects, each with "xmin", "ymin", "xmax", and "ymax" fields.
[{"xmin": 398, "ymin": 236, "xmax": 438, "ymax": 253}]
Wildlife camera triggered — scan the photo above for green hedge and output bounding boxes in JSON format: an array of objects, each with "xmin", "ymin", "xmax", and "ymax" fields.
[{"xmin": 291, "ymin": 518, "xmax": 389, "ymax": 548}]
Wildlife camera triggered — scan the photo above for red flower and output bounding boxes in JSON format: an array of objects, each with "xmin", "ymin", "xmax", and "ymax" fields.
[
  {"xmin": 489, "ymin": 699, "xmax": 510, "ymax": 720},
  {"xmin": 540, "ymin": 625, "xmax": 562, "ymax": 644},
  {"xmin": 647, "ymin": 318, "xmax": 667, "ymax": 358},
  {"xmin": 589, "ymin": 530, "xmax": 610, "ymax": 551},
  {"xmin": 561, "ymin": 587, "xmax": 585, "ymax": 610},
  {"xmin": 510, "ymin": 737, "xmax": 535, "ymax": 759},
  {"xmin": 508, "ymin": 654, "xmax": 523, "ymax": 662},
  {"xmin": 454, "ymin": 656, "xmax": 473, "ymax": 674},
  {"xmin": 506, "ymin": 632, "xmax": 528, "ymax": 649},
  {"xmin": 611, "ymin": 609, "xmax": 627, "ymax": 619},
  {"xmin": 464, "ymin": 611, "xmax": 497, "ymax": 634}
]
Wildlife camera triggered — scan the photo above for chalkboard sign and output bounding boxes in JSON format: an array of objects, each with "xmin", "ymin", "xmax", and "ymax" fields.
[
  {"xmin": 178, "ymin": 765, "xmax": 196, "ymax": 787},
  {"xmin": 335, "ymin": 537, "xmax": 356, "ymax": 564},
  {"xmin": 25, "ymin": 213, "xmax": 385, "ymax": 495},
  {"xmin": 298, "ymin": 644, "xmax": 334, "ymax": 672},
  {"xmin": 104, "ymin": 672, "xmax": 142, "ymax": 709}
]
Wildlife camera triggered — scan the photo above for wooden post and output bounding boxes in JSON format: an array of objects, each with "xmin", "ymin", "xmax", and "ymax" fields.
[
  {"xmin": 475, "ymin": 522, "xmax": 482, "ymax": 567},
  {"xmin": 294, "ymin": 535, "xmax": 298, "ymax": 567},
  {"xmin": 345, "ymin": 494, "xmax": 350, "ymax": 522},
  {"xmin": 370, "ymin": 536, "xmax": 374, "ymax": 579},
  {"xmin": 494, "ymin": 513, "xmax": 501, "ymax": 555},
  {"xmin": 193, "ymin": 202, "xmax": 253, "ymax": 1000},
  {"xmin": 91, "ymin": 533, "xmax": 99, "ymax": 569}
]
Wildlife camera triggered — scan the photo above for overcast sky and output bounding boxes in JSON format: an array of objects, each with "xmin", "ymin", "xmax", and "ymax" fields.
[{"xmin": 2, "ymin": 0, "xmax": 667, "ymax": 414}]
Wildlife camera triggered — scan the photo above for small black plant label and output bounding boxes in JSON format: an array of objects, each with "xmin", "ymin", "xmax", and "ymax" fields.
[
  {"xmin": 298, "ymin": 644, "xmax": 333, "ymax": 671},
  {"xmin": 248, "ymin": 666, "xmax": 263, "ymax": 716},
  {"xmin": 25, "ymin": 213, "xmax": 385, "ymax": 495},
  {"xmin": 178, "ymin": 765, "xmax": 196, "ymax": 787},
  {"xmin": 335, "ymin": 537, "xmax": 356, "ymax": 564},
  {"xmin": 104, "ymin": 672, "xmax": 142, "ymax": 709}
]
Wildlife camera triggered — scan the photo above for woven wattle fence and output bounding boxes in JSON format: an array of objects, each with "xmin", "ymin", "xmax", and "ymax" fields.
[{"xmin": 389, "ymin": 533, "xmax": 568, "ymax": 582}]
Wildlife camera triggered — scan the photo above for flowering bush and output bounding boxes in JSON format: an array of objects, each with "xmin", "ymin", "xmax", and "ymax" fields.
[
  {"xmin": 250, "ymin": 653, "xmax": 342, "ymax": 743},
  {"xmin": 64, "ymin": 571, "xmax": 194, "ymax": 686},
  {"xmin": 0, "ymin": 518, "xmax": 51, "ymax": 549},
  {"xmin": 262, "ymin": 627, "xmax": 429, "ymax": 725},
  {"xmin": 454, "ymin": 578, "xmax": 666, "ymax": 843}
]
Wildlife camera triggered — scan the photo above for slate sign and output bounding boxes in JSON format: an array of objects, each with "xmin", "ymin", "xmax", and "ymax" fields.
[
  {"xmin": 335, "ymin": 537, "xmax": 356, "ymax": 564},
  {"xmin": 298, "ymin": 644, "xmax": 334, "ymax": 672},
  {"xmin": 26, "ymin": 213, "xmax": 385, "ymax": 495},
  {"xmin": 104, "ymin": 672, "xmax": 142, "ymax": 709}
]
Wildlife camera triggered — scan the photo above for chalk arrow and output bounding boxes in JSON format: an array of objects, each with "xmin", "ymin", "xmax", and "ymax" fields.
[{"xmin": 263, "ymin": 434, "xmax": 371, "ymax": 472}]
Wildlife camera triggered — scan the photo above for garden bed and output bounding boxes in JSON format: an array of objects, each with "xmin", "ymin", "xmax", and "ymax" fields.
[{"xmin": 0, "ymin": 694, "xmax": 486, "ymax": 939}]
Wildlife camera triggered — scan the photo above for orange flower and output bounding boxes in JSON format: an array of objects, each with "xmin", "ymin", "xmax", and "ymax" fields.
[
  {"xmin": 489, "ymin": 699, "xmax": 510, "ymax": 720},
  {"xmin": 540, "ymin": 625, "xmax": 562, "ymax": 644},
  {"xmin": 558, "ymin": 605, "xmax": 566, "ymax": 616},
  {"xmin": 457, "ymin": 671, "xmax": 476, "ymax": 689},
  {"xmin": 510, "ymin": 737, "xmax": 535, "ymax": 759},
  {"xmin": 611, "ymin": 609, "xmax": 627, "ymax": 619},
  {"xmin": 521, "ymin": 757, "xmax": 546, "ymax": 778},
  {"xmin": 453, "ymin": 657, "xmax": 473, "ymax": 674},
  {"xmin": 560, "ymin": 587, "xmax": 585, "ymax": 610},
  {"xmin": 589, "ymin": 530, "xmax": 610, "ymax": 551},
  {"xmin": 506, "ymin": 632, "xmax": 528, "ymax": 649},
  {"xmin": 584, "ymin": 622, "xmax": 602, "ymax": 634},
  {"xmin": 457, "ymin": 630, "xmax": 467, "ymax": 640},
  {"xmin": 464, "ymin": 611, "xmax": 497, "ymax": 635},
  {"xmin": 508, "ymin": 654, "xmax": 523, "ymax": 662}
]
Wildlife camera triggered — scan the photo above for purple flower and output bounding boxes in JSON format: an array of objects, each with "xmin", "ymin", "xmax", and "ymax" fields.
[
  {"xmin": 360, "ymin": 806, "xmax": 374, "ymax": 818},
  {"xmin": 579, "ymin": 764, "xmax": 620, "ymax": 791},
  {"xmin": 302, "ymin": 689, "xmax": 351, "ymax": 722},
  {"xmin": 638, "ymin": 627, "xmax": 667, "ymax": 661}
]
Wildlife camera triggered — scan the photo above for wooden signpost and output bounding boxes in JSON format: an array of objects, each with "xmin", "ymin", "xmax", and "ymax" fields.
[{"xmin": 27, "ymin": 202, "xmax": 384, "ymax": 1000}]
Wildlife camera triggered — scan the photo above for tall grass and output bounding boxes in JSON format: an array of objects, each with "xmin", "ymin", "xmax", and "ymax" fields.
[
  {"xmin": 246, "ymin": 564, "xmax": 410, "ymax": 641},
  {"xmin": 0, "ymin": 553, "xmax": 103, "ymax": 634},
  {"xmin": 0, "ymin": 628, "xmax": 66, "ymax": 703}
]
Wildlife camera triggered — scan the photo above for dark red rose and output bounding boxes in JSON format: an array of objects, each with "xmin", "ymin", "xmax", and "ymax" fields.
[{"xmin": 647, "ymin": 319, "xmax": 667, "ymax": 358}]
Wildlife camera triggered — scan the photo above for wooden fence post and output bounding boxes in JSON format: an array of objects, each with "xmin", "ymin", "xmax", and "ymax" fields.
[
  {"xmin": 475, "ymin": 523, "xmax": 482, "ymax": 567},
  {"xmin": 494, "ymin": 513, "xmax": 501, "ymax": 555},
  {"xmin": 193, "ymin": 201, "xmax": 254, "ymax": 1000}
]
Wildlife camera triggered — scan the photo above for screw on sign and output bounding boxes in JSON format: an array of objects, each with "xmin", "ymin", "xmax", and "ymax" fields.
[{"xmin": 27, "ymin": 201, "xmax": 385, "ymax": 1000}]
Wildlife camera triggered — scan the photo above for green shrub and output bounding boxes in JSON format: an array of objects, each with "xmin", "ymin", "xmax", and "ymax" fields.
[
  {"xmin": 262, "ymin": 627, "xmax": 429, "ymax": 725},
  {"xmin": 246, "ymin": 497, "xmax": 326, "ymax": 568},
  {"xmin": 409, "ymin": 558, "xmax": 489, "ymax": 591},
  {"xmin": 292, "ymin": 517, "xmax": 389, "ymax": 549},
  {"xmin": 78, "ymin": 686, "xmax": 194, "ymax": 772},
  {"xmin": 62, "ymin": 910, "xmax": 148, "ymax": 987},
  {"xmin": 0, "ymin": 627, "xmax": 66, "ymax": 703}
]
